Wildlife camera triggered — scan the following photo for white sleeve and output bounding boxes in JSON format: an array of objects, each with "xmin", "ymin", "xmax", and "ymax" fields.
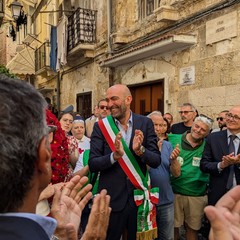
[{"xmin": 73, "ymin": 152, "xmax": 84, "ymax": 173}]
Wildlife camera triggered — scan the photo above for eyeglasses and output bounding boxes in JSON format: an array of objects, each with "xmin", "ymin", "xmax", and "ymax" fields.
[
  {"xmin": 226, "ymin": 113, "xmax": 240, "ymax": 121},
  {"xmin": 216, "ymin": 117, "xmax": 224, "ymax": 121},
  {"xmin": 99, "ymin": 105, "xmax": 109, "ymax": 110},
  {"xmin": 199, "ymin": 114, "xmax": 214, "ymax": 123},
  {"xmin": 179, "ymin": 111, "xmax": 194, "ymax": 114},
  {"xmin": 48, "ymin": 125, "xmax": 57, "ymax": 133}
]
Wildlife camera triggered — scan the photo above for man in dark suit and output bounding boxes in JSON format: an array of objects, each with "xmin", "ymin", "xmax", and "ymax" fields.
[
  {"xmin": 200, "ymin": 105, "xmax": 240, "ymax": 206},
  {"xmin": 89, "ymin": 84, "xmax": 161, "ymax": 240}
]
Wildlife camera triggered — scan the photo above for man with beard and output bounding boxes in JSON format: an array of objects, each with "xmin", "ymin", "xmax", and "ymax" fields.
[
  {"xmin": 168, "ymin": 116, "xmax": 212, "ymax": 240},
  {"xmin": 88, "ymin": 84, "xmax": 161, "ymax": 240},
  {"xmin": 211, "ymin": 110, "xmax": 229, "ymax": 132},
  {"xmin": 170, "ymin": 103, "xmax": 197, "ymax": 134}
]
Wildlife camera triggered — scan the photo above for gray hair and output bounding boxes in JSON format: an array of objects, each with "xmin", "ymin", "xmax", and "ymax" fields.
[
  {"xmin": 0, "ymin": 74, "xmax": 47, "ymax": 212},
  {"xmin": 147, "ymin": 111, "xmax": 162, "ymax": 118},
  {"xmin": 181, "ymin": 103, "xmax": 196, "ymax": 112},
  {"xmin": 194, "ymin": 116, "xmax": 213, "ymax": 130}
]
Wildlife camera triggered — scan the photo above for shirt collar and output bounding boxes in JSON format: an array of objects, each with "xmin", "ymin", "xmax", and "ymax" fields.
[
  {"xmin": 114, "ymin": 111, "xmax": 133, "ymax": 126},
  {"xmin": 227, "ymin": 130, "xmax": 240, "ymax": 139},
  {"xmin": 0, "ymin": 212, "xmax": 57, "ymax": 238}
]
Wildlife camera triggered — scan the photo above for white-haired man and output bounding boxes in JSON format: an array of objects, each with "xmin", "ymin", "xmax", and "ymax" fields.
[{"xmin": 169, "ymin": 115, "xmax": 212, "ymax": 240}]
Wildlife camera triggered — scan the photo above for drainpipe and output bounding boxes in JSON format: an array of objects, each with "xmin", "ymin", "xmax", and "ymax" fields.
[
  {"xmin": 107, "ymin": 0, "xmax": 113, "ymax": 54},
  {"xmin": 57, "ymin": 71, "xmax": 61, "ymax": 115},
  {"xmin": 107, "ymin": 0, "xmax": 114, "ymax": 87}
]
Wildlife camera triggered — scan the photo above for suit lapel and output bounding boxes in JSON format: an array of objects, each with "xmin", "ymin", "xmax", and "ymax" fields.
[{"xmin": 219, "ymin": 130, "xmax": 229, "ymax": 155}]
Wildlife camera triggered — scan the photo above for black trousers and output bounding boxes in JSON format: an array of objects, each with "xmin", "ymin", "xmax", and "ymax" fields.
[{"xmin": 106, "ymin": 199, "xmax": 138, "ymax": 240}]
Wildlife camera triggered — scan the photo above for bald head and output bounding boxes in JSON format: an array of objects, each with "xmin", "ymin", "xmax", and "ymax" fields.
[
  {"xmin": 106, "ymin": 84, "xmax": 132, "ymax": 122},
  {"xmin": 107, "ymin": 84, "xmax": 132, "ymax": 98}
]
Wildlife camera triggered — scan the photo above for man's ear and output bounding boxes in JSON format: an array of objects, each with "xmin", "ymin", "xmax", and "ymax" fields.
[
  {"xmin": 126, "ymin": 95, "xmax": 132, "ymax": 105},
  {"xmin": 37, "ymin": 137, "xmax": 52, "ymax": 182}
]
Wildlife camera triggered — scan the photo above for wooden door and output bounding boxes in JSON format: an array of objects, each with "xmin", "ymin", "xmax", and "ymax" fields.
[
  {"xmin": 76, "ymin": 92, "xmax": 92, "ymax": 119},
  {"xmin": 129, "ymin": 81, "xmax": 164, "ymax": 115}
]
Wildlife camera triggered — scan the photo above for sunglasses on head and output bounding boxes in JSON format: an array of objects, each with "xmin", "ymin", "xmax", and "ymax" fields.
[
  {"xmin": 199, "ymin": 114, "xmax": 214, "ymax": 123},
  {"xmin": 99, "ymin": 105, "xmax": 109, "ymax": 110},
  {"xmin": 216, "ymin": 117, "xmax": 224, "ymax": 121}
]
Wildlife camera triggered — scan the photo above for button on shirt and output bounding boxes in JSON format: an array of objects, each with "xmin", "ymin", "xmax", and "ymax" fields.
[{"xmin": 110, "ymin": 113, "xmax": 133, "ymax": 164}]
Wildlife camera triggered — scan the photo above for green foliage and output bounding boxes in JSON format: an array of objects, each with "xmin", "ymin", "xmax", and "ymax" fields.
[{"xmin": 0, "ymin": 65, "xmax": 16, "ymax": 78}]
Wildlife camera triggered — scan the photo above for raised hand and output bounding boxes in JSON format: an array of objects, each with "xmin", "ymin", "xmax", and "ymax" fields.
[
  {"xmin": 113, "ymin": 132, "xmax": 124, "ymax": 161},
  {"xmin": 133, "ymin": 129, "xmax": 144, "ymax": 153},
  {"xmin": 82, "ymin": 189, "xmax": 111, "ymax": 240},
  {"xmin": 170, "ymin": 144, "xmax": 181, "ymax": 177},
  {"xmin": 221, "ymin": 153, "xmax": 240, "ymax": 168},
  {"xmin": 51, "ymin": 175, "xmax": 92, "ymax": 240},
  {"xmin": 204, "ymin": 186, "xmax": 240, "ymax": 240}
]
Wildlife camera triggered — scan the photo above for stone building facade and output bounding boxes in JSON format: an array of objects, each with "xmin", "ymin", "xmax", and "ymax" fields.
[{"xmin": 3, "ymin": 0, "xmax": 240, "ymax": 126}]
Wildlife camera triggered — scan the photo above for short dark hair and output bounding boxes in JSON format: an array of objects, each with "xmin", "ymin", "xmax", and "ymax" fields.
[
  {"xmin": 0, "ymin": 74, "xmax": 47, "ymax": 212},
  {"xmin": 58, "ymin": 111, "xmax": 74, "ymax": 121},
  {"xmin": 163, "ymin": 117, "xmax": 171, "ymax": 133},
  {"xmin": 164, "ymin": 112, "xmax": 173, "ymax": 120},
  {"xmin": 98, "ymin": 99, "xmax": 107, "ymax": 107},
  {"xmin": 220, "ymin": 110, "xmax": 229, "ymax": 114}
]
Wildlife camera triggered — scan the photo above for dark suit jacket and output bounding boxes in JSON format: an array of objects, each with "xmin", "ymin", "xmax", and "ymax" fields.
[
  {"xmin": 88, "ymin": 113, "xmax": 161, "ymax": 211},
  {"xmin": 0, "ymin": 216, "xmax": 50, "ymax": 240},
  {"xmin": 200, "ymin": 130, "xmax": 240, "ymax": 205}
]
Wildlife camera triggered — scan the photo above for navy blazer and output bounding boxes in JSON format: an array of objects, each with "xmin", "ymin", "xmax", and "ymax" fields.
[
  {"xmin": 200, "ymin": 130, "xmax": 240, "ymax": 205},
  {"xmin": 0, "ymin": 216, "xmax": 50, "ymax": 240},
  {"xmin": 88, "ymin": 113, "xmax": 161, "ymax": 211}
]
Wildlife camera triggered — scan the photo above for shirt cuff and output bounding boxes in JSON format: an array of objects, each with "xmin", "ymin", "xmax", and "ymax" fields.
[
  {"xmin": 110, "ymin": 152, "xmax": 115, "ymax": 164},
  {"xmin": 217, "ymin": 162, "xmax": 223, "ymax": 172}
]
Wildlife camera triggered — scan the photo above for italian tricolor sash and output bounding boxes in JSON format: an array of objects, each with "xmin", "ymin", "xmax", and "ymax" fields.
[{"xmin": 98, "ymin": 116, "xmax": 159, "ymax": 240}]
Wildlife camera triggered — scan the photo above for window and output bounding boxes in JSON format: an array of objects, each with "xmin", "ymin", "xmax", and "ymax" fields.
[{"xmin": 139, "ymin": 0, "xmax": 160, "ymax": 19}]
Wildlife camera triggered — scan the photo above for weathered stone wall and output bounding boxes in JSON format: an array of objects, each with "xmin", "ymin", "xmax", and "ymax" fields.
[
  {"xmin": 60, "ymin": 62, "xmax": 109, "ymax": 111},
  {"xmin": 111, "ymin": 1, "xmax": 240, "ymax": 125},
  {"xmin": 39, "ymin": 0, "xmax": 240, "ymax": 128}
]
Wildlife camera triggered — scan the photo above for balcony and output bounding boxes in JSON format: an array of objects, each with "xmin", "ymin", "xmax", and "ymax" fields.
[
  {"xmin": 35, "ymin": 42, "xmax": 50, "ymax": 74},
  {"xmin": 67, "ymin": 7, "xmax": 97, "ymax": 64},
  {"xmin": 0, "ymin": 0, "xmax": 4, "ymax": 26}
]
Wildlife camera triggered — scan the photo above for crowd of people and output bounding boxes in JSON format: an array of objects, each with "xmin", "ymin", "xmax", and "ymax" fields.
[{"xmin": 1, "ymin": 73, "xmax": 240, "ymax": 240}]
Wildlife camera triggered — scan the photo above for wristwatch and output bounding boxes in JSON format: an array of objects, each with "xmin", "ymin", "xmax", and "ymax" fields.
[
  {"xmin": 136, "ymin": 145, "xmax": 145, "ymax": 156},
  {"xmin": 51, "ymin": 235, "xmax": 59, "ymax": 240},
  {"xmin": 140, "ymin": 145, "xmax": 145, "ymax": 154}
]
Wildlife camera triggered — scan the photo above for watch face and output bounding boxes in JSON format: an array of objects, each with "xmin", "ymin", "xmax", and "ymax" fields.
[
  {"xmin": 51, "ymin": 236, "xmax": 59, "ymax": 240},
  {"xmin": 141, "ymin": 146, "xmax": 145, "ymax": 153}
]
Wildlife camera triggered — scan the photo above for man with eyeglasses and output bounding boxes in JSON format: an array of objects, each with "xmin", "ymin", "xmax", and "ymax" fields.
[
  {"xmin": 200, "ymin": 105, "xmax": 240, "ymax": 207},
  {"xmin": 98, "ymin": 99, "xmax": 110, "ymax": 120},
  {"xmin": 86, "ymin": 99, "xmax": 110, "ymax": 138},
  {"xmin": 0, "ymin": 75, "xmax": 111, "ymax": 240},
  {"xmin": 212, "ymin": 110, "xmax": 229, "ymax": 133},
  {"xmin": 170, "ymin": 103, "xmax": 197, "ymax": 134}
]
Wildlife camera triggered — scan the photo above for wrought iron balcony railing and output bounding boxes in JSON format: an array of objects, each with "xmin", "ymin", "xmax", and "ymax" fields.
[
  {"xmin": 67, "ymin": 7, "xmax": 97, "ymax": 52},
  {"xmin": 35, "ymin": 42, "xmax": 50, "ymax": 72}
]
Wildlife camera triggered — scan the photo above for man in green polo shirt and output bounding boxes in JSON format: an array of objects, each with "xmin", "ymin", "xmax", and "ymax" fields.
[{"xmin": 168, "ymin": 115, "xmax": 212, "ymax": 240}]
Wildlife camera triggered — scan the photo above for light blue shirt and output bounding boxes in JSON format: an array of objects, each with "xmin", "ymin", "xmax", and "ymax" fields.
[
  {"xmin": 110, "ymin": 112, "xmax": 133, "ymax": 164},
  {"xmin": 149, "ymin": 140, "xmax": 174, "ymax": 205},
  {"xmin": 0, "ymin": 212, "xmax": 57, "ymax": 239}
]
